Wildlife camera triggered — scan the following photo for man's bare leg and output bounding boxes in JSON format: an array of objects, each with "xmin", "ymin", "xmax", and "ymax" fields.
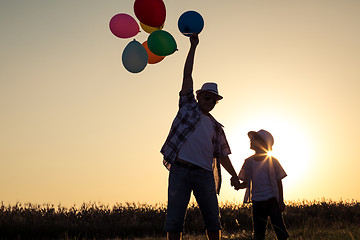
[
  {"xmin": 206, "ymin": 230, "xmax": 221, "ymax": 240},
  {"xmin": 167, "ymin": 232, "xmax": 182, "ymax": 240}
]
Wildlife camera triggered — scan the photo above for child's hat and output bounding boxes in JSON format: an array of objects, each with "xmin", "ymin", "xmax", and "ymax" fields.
[{"xmin": 248, "ymin": 129, "xmax": 274, "ymax": 150}]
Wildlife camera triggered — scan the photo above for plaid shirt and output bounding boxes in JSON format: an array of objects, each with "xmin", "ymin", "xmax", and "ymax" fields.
[{"xmin": 160, "ymin": 88, "xmax": 231, "ymax": 194}]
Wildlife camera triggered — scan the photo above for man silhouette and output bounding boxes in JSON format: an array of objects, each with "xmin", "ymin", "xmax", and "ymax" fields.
[{"xmin": 161, "ymin": 34, "xmax": 241, "ymax": 240}]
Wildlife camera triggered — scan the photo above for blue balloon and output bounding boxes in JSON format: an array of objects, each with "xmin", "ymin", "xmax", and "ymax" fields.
[
  {"xmin": 122, "ymin": 40, "xmax": 148, "ymax": 73},
  {"xmin": 178, "ymin": 11, "xmax": 204, "ymax": 37}
]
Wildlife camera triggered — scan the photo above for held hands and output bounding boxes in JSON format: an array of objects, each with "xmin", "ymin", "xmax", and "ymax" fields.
[{"xmin": 230, "ymin": 176, "xmax": 241, "ymax": 190}]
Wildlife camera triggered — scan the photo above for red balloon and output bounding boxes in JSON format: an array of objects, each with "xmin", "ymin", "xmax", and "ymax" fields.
[
  {"xmin": 109, "ymin": 13, "xmax": 139, "ymax": 39},
  {"xmin": 134, "ymin": 0, "xmax": 166, "ymax": 28}
]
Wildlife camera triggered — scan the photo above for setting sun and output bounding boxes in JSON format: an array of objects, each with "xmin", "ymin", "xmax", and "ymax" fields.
[{"xmin": 223, "ymin": 107, "xmax": 313, "ymax": 202}]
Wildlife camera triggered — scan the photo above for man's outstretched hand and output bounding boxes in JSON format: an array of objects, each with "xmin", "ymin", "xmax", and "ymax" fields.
[{"xmin": 189, "ymin": 33, "xmax": 199, "ymax": 47}]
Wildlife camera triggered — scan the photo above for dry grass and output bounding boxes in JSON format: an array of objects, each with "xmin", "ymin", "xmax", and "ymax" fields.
[{"xmin": 0, "ymin": 199, "xmax": 359, "ymax": 239}]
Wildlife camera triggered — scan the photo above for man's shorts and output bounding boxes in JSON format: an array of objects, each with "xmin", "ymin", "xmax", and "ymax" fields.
[{"xmin": 164, "ymin": 163, "xmax": 221, "ymax": 233}]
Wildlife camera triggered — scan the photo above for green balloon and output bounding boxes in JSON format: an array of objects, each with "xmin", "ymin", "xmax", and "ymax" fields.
[{"xmin": 147, "ymin": 30, "xmax": 177, "ymax": 56}]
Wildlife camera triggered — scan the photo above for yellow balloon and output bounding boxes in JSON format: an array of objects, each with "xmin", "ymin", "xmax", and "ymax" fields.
[{"xmin": 140, "ymin": 22, "xmax": 164, "ymax": 34}]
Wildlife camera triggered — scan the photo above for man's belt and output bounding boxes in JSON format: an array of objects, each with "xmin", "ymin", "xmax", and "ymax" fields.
[{"xmin": 174, "ymin": 159, "xmax": 203, "ymax": 170}]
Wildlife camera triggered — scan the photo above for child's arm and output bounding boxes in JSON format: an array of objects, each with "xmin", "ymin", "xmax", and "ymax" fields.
[
  {"xmin": 278, "ymin": 180, "xmax": 285, "ymax": 212},
  {"xmin": 232, "ymin": 158, "xmax": 250, "ymax": 190},
  {"xmin": 239, "ymin": 181, "xmax": 247, "ymax": 189}
]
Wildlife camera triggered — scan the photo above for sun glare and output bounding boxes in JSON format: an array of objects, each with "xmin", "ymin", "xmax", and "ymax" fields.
[
  {"xmin": 227, "ymin": 112, "xmax": 312, "ymax": 200},
  {"xmin": 267, "ymin": 151, "xmax": 274, "ymax": 157}
]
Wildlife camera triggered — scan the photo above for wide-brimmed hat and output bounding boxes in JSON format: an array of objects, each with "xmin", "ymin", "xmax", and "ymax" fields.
[
  {"xmin": 248, "ymin": 129, "xmax": 274, "ymax": 150},
  {"xmin": 196, "ymin": 82, "xmax": 223, "ymax": 100}
]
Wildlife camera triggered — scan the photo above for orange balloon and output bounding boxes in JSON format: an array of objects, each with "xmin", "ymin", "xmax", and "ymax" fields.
[{"xmin": 142, "ymin": 41, "xmax": 165, "ymax": 64}]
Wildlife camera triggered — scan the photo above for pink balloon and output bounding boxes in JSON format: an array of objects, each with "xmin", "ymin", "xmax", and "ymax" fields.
[{"xmin": 109, "ymin": 13, "xmax": 140, "ymax": 39}]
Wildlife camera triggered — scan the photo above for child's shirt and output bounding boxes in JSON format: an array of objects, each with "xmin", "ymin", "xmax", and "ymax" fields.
[
  {"xmin": 238, "ymin": 156, "xmax": 287, "ymax": 203},
  {"xmin": 251, "ymin": 159, "xmax": 276, "ymax": 201}
]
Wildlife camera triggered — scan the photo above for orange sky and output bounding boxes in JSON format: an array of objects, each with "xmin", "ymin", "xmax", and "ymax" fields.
[{"xmin": 1, "ymin": 0, "xmax": 360, "ymax": 207}]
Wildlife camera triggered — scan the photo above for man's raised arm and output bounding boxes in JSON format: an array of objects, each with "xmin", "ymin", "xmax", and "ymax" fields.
[{"xmin": 181, "ymin": 34, "xmax": 199, "ymax": 95}]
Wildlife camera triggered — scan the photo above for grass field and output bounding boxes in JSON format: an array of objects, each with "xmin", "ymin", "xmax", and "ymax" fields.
[{"xmin": 1, "ymin": 200, "xmax": 359, "ymax": 239}]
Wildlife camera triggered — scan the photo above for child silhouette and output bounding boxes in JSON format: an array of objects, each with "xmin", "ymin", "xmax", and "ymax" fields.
[{"xmin": 232, "ymin": 129, "xmax": 289, "ymax": 240}]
